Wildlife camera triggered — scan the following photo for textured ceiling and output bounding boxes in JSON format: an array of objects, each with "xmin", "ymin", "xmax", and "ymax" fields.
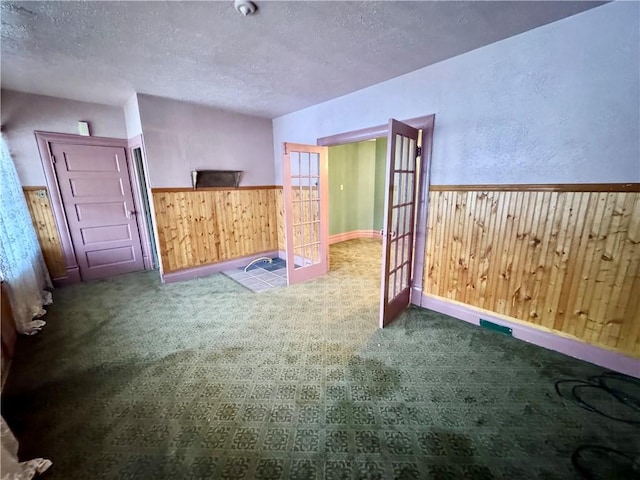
[{"xmin": 1, "ymin": 1, "xmax": 604, "ymax": 118}]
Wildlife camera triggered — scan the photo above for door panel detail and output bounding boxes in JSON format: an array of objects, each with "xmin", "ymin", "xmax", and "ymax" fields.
[
  {"xmin": 51, "ymin": 143, "xmax": 144, "ymax": 280},
  {"xmin": 69, "ymin": 177, "xmax": 124, "ymax": 197},
  {"xmin": 86, "ymin": 246, "xmax": 135, "ymax": 268},
  {"xmin": 75, "ymin": 202, "xmax": 127, "ymax": 222},
  {"xmin": 63, "ymin": 145, "xmax": 122, "ymax": 172},
  {"xmin": 81, "ymin": 224, "xmax": 132, "ymax": 245}
]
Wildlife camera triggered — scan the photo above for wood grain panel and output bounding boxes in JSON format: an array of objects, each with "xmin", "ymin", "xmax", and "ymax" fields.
[
  {"xmin": 290, "ymin": 187, "xmax": 320, "ymax": 261},
  {"xmin": 424, "ymin": 189, "xmax": 640, "ymax": 358},
  {"xmin": 275, "ymin": 187, "xmax": 285, "ymax": 251},
  {"xmin": 152, "ymin": 188, "xmax": 279, "ymax": 273},
  {"xmin": 23, "ymin": 188, "xmax": 66, "ymax": 278},
  {"xmin": 274, "ymin": 186, "xmax": 317, "ymax": 254}
]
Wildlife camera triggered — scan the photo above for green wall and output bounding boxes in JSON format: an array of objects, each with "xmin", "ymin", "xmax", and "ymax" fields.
[
  {"xmin": 328, "ymin": 138, "xmax": 387, "ymax": 236},
  {"xmin": 373, "ymin": 137, "xmax": 387, "ymax": 231}
]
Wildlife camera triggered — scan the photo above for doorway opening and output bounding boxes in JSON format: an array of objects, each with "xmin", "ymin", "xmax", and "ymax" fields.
[
  {"xmin": 281, "ymin": 115, "xmax": 434, "ymax": 328},
  {"xmin": 324, "ymin": 123, "xmax": 426, "ymax": 327},
  {"xmin": 326, "ymin": 137, "xmax": 386, "ymax": 300},
  {"xmin": 328, "ymin": 138, "xmax": 386, "ymax": 245}
]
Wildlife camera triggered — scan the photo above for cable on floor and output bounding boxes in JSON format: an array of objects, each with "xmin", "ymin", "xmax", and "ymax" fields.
[
  {"xmin": 555, "ymin": 371, "xmax": 640, "ymax": 479},
  {"xmin": 571, "ymin": 445, "xmax": 639, "ymax": 480},
  {"xmin": 554, "ymin": 372, "xmax": 640, "ymax": 425}
]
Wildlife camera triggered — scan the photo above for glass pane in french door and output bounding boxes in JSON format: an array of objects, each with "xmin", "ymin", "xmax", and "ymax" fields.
[
  {"xmin": 387, "ymin": 134, "xmax": 417, "ymax": 294},
  {"xmin": 293, "ymin": 155, "xmax": 321, "ymax": 269}
]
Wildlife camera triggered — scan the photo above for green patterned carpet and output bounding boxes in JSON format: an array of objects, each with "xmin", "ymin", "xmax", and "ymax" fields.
[{"xmin": 2, "ymin": 239, "xmax": 637, "ymax": 479}]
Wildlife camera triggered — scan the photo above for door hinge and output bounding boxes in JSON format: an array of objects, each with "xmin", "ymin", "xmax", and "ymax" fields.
[
  {"xmin": 416, "ymin": 147, "xmax": 422, "ymax": 157},
  {"xmin": 51, "ymin": 155, "xmax": 56, "ymax": 164}
]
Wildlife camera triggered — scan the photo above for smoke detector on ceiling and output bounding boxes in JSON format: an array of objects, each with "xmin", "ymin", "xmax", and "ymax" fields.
[{"xmin": 234, "ymin": 0, "xmax": 257, "ymax": 16}]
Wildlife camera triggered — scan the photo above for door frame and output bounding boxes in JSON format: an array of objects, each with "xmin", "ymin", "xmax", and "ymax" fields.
[
  {"xmin": 317, "ymin": 114, "xmax": 435, "ymax": 308},
  {"xmin": 127, "ymin": 134, "xmax": 161, "ymax": 272},
  {"xmin": 34, "ymin": 131, "xmax": 154, "ymax": 285}
]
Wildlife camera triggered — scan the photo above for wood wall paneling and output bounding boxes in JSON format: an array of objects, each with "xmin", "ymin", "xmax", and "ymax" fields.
[
  {"xmin": 24, "ymin": 185, "xmax": 283, "ymax": 278},
  {"xmin": 21, "ymin": 182, "xmax": 638, "ymax": 358},
  {"xmin": 152, "ymin": 188, "xmax": 279, "ymax": 273},
  {"xmin": 424, "ymin": 189, "xmax": 640, "ymax": 358},
  {"xmin": 275, "ymin": 187, "xmax": 285, "ymax": 252},
  {"xmin": 290, "ymin": 187, "xmax": 320, "ymax": 261},
  {"xmin": 23, "ymin": 188, "xmax": 66, "ymax": 278}
]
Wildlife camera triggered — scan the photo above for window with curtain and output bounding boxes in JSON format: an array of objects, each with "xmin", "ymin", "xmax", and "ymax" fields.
[{"xmin": 0, "ymin": 135, "xmax": 52, "ymax": 335}]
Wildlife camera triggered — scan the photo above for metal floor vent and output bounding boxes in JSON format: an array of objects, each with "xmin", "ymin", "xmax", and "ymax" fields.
[{"xmin": 479, "ymin": 319, "xmax": 513, "ymax": 336}]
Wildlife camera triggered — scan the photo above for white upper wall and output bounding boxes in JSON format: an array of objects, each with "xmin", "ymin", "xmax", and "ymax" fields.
[
  {"xmin": 0, "ymin": 90, "xmax": 127, "ymax": 185},
  {"xmin": 137, "ymin": 94, "xmax": 275, "ymax": 187},
  {"xmin": 273, "ymin": 2, "xmax": 640, "ymax": 185},
  {"xmin": 123, "ymin": 93, "xmax": 142, "ymax": 139}
]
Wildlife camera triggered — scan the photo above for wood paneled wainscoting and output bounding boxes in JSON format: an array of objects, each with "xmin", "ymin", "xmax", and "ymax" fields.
[
  {"xmin": 23, "ymin": 186, "xmax": 283, "ymax": 280},
  {"xmin": 424, "ymin": 184, "xmax": 640, "ymax": 359},
  {"xmin": 23, "ymin": 187, "xmax": 66, "ymax": 278},
  {"xmin": 275, "ymin": 187, "xmax": 285, "ymax": 252},
  {"xmin": 152, "ymin": 187, "xmax": 281, "ymax": 274}
]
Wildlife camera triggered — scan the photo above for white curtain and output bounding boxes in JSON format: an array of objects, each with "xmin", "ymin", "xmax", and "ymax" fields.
[
  {"xmin": 1, "ymin": 417, "xmax": 51, "ymax": 480},
  {"xmin": 0, "ymin": 138, "xmax": 53, "ymax": 474},
  {"xmin": 0, "ymin": 136, "xmax": 52, "ymax": 334}
]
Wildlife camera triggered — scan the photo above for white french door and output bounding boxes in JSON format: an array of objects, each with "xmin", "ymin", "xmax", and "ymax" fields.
[
  {"xmin": 380, "ymin": 119, "xmax": 421, "ymax": 327},
  {"xmin": 282, "ymin": 143, "xmax": 329, "ymax": 284}
]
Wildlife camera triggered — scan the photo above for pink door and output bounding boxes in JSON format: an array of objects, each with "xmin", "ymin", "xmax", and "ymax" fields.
[
  {"xmin": 50, "ymin": 143, "xmax": 145, "ymax": 281},
  {"xmin": 380, "ymin": 119, "xmax": 421, "ymax": 327},
  {"xmin": 282, "ymin": 143, "xmax": 329, "ymax": 284}
]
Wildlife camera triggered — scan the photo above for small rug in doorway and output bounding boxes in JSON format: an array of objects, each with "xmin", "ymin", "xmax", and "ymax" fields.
[{"xmin": 222, "ymin": 257, "xmax": 287, "ymax": 292}]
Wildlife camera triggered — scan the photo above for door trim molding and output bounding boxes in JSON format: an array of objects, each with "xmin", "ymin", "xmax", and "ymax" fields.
[
  {"xmin": 127, "ymin": 134, "xmax": 157, "ymax": 271},
  {"xmin": 411, "ymin": 116, "xmax": 436, "ymax": 302},
  {"xmin": 34, "ymin": 131, "xmax": 146, "ymax": 285},
  {"xmin": 35, "ymin": 131, "xmax": 82, "ymax": 285},
  {"xmin": 317, "ymin": 115, "xmax": 435, "ymax": 146}
]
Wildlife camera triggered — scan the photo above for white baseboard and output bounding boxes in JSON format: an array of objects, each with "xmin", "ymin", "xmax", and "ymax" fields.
[{"xmin": 329, "ymin": 230, "xmax": 382, "ymax": 244}]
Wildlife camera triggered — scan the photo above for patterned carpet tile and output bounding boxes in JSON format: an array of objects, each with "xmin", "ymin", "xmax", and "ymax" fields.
[{"xmin": 2, "ymin": 240, "xmax": 637, "ymax": 479}]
